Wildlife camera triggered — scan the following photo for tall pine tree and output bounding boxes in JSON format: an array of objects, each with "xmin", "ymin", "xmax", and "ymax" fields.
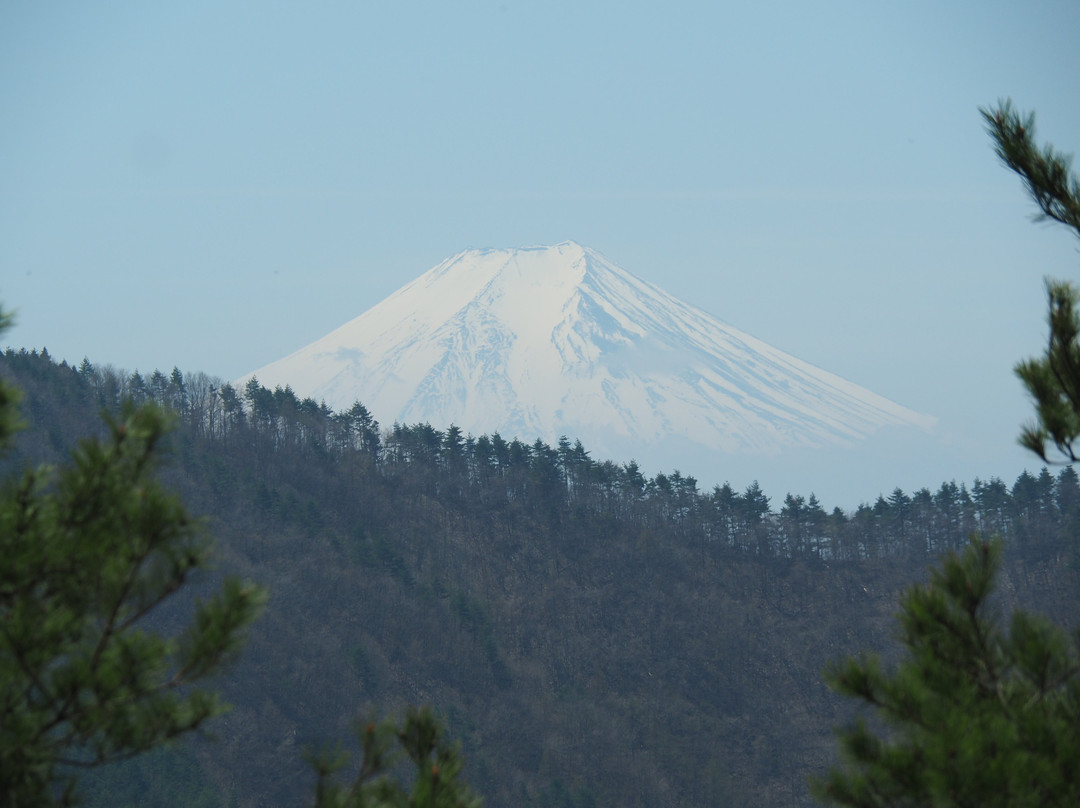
[
  {"xmin": 814, "ymin": 537, "xmax": 1080, "ymax": 806},
  {"xmin": 0, "ymin": 309, "xmax": 267, "ymax": 807},
  {"xmin": 814, "ymin": 101, "xmax": 1080, "ymax": 807},
  {"xmin": 986, "ymin": 100, "xmax": 1080, "ymax": 462},
  {"xmin": 0, "ymin": 308, "xmax": 483, "ymax": 807}
]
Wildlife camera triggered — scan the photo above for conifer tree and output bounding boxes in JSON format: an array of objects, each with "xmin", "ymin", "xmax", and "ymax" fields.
[
  {"xmin": 984, "ymin": 100, "xmax": 1080, "ymax": 461},
  {"xmin": 815, "ymin": 101, "xmax": 1080, "ymax": 807},
  {"xmin": 309, "ymin": 707, "xmax": 483, "ymax": 808},
  {"xmin": 1, "ymin": 310, "xmax": 483, "ymax": 807},
  {"xmin": 813, "ymin": 537, "xmax": 1080, "ymax": 807},
  {"xmin": 0, "ymin": 309, "xmax": 267, "ymax": 807}
]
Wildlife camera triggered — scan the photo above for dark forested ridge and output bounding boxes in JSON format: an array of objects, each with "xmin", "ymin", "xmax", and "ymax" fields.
[{"xmin": 4, "ymin": 347, "xmax": 1080, "ymax": 807}]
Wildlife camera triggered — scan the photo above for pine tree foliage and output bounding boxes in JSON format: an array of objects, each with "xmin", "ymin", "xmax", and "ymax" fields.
[
  {"xmin": 813, "ymin": 537, "xmax": 1080, "ymax": 807},
  {"xmin": 0, "ymin": 310, "xmax": 267, "ymax": 807},
  {"xmin": 308, "ymin": 707, "xmax": 483, "ymax": 808},
  {"xmin": 815, "ymin": 101, "xmax": 1080, "ymax": 807},
  {"xmin": 982, "ymin": 100, "xmax": 1080, "ymax": 462}
]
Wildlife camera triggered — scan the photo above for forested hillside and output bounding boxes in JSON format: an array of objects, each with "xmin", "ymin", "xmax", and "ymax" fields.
[{"xmin": 4, "ymin": 347, "xmax": 1079, "ymax": 807}]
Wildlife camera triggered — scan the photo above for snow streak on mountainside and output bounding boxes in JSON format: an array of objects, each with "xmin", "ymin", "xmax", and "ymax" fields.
[{"xmin": 240, "ymin": 242, "xmax": 934, "ymax": 459}]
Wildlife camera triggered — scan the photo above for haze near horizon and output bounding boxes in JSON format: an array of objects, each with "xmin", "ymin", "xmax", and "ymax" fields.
[{"xmin": 237, "ymin": 241, "xmax": 943, "ymax": 504}]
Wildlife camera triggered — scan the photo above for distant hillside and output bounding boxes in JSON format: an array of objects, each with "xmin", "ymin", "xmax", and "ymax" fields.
[{"xmin": 4, "ymin": 348, "xmax": 1078, "ymax": 808}]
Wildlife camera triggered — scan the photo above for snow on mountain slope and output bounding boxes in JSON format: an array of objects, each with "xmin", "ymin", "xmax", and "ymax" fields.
[{"xmin": 239, "ymin": 242, "xmax": 934, "ymax": 459}]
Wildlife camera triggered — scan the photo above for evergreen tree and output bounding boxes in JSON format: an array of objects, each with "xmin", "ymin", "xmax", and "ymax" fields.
[
  {"xmin": 0, "ymin": 310, "xmax": 267, "ymax": 806},
  {"xmin": 815, "ymin": 100, "xmax": 1080, "ymax": 807},
  {"xmin": 309, "ymin": 707, "xmax": 483, "ymax": 808},
  {"xmin": 984, "ymin": 100, "xmax": 1080, "ymax": 461},
  {"xmin": 1, "ymin": 313, "xmax": 483, "ymax": 807},
  {"xmin": 814, "ymin": 538, "xmax": 1080, "ymax": 807}
]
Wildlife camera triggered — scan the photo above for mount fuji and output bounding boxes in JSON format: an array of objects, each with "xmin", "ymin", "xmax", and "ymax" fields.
[{"xmin": 239, "ymin": 242, "xmax": 934, "ymax": 475}]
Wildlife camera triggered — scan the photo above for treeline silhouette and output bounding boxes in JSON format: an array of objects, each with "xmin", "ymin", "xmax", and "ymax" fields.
[{"xmin": 8, "ymin": 347, "xmax": 1076, "ymax": 564}]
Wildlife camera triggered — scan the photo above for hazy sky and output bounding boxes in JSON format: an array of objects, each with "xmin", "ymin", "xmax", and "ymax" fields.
[{"xmin": 3, "ymin": 2, "xmax": 1080, "ymax": 506}]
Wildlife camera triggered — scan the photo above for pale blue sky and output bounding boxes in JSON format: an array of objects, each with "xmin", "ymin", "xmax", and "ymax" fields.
[{"xmin": 3, "ymin": 2, "xmax": 1079, "ymax": 505}]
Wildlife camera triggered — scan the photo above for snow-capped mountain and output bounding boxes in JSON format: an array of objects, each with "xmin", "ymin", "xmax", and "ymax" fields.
[{"xmin": 239, "ymin": 242, "xmax": 934, "ymax": 462}]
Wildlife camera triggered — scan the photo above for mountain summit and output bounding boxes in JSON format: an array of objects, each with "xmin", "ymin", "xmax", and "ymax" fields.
[{"xmin": 240, "ymin": 242, "xmax": 933, "ymax": 462}]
